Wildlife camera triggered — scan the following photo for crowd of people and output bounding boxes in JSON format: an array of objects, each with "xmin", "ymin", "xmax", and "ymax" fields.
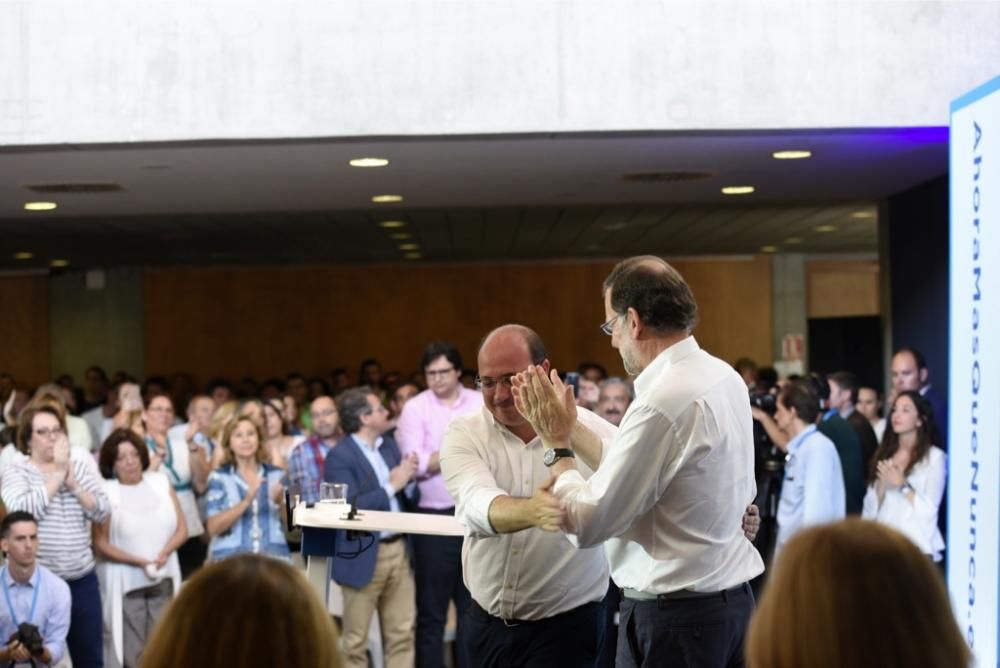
[{"xmin": 0, "ymin": 255, "xmax": 966, "ymax": 668}]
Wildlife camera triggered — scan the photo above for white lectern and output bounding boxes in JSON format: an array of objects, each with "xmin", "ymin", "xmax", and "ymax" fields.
[{"xmin": 293, "ymin": 502, "xmax": 465, "ymax": 603}]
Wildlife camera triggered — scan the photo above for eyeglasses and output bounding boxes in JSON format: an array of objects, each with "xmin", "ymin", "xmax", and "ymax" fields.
[
  {"xmin": 475, "ymin": 373, "xmax": 516, "ymax": 392},
  {"xmin": 425, "ymin": 367, "xmax": 456, "ymax": 379},
  {"xmin": 600, "ymin": 314, "xmax": 621, "ymax": 336},
  {"xmin": 33, "ymin": 427, "xmax": 64, "ymax": 439}
]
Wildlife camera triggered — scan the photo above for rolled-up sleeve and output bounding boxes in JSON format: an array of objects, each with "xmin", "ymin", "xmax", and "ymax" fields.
[{"xmin": 440, "ymin": 421, "xmax": 504, "ymax": 538}]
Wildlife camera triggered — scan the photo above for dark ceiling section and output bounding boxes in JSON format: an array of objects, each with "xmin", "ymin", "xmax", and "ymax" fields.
[
  {"xmin": 0, "ymin": 204, "xmax": 879, "ymax": 270},
  {"xmin": 0, "ymin": 129, "xmax": 947, "ymax": 269}
]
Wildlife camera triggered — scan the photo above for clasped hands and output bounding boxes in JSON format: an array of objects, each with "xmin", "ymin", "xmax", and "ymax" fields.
[{"xmin": 511, "ymin": 366, "xmax": 579, "ymax": 532}]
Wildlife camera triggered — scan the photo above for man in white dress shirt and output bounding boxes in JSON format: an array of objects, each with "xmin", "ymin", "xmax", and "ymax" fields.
[
  {"xmin": 512, "ymin": 256, "xmax": 764, "ymax": 667},
  {"xmin": 440, "ymin": 325, "xmax": 617, "ymax": 667}
]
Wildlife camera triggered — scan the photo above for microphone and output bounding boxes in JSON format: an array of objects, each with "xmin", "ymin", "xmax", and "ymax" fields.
[{"xmin": 345, "ymin": 468, "xmax": 377, "ymax": 521}]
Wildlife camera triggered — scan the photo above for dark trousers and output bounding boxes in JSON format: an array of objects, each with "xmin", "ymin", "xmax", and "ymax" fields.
[
  {"xmin": 177, "ymin": 535, "xmax": 208, "ymax": 580},
  {"xmin": 597, "ymin": 580, "xmax": 621, "ymax": 668},
  {"xmin": 67, "ymin": 570, "xmax": 104, "ymax": 667},
  {"xmin": 412, "ymin": 509, "xmax": 472, "ymax": 668},
  {"xmin": 464, "ymin": 599, "xmax": 605, "ymax": 668},
  {"xmin": 617, "ymin": 583, "xmax": 754, "ymax": 668}
]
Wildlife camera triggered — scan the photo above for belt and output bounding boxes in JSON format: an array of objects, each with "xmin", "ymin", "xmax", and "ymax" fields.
[
  {"xmin": 380, "ymin": 534, "xmax": 404, "ymax": 545},
  {"xmin": 623, "ymin": 583, "xmax": 747, "ymax": 602},
  {"xmin": 469, "ymin": 599, "xmax": 602, "ymax": 628}
]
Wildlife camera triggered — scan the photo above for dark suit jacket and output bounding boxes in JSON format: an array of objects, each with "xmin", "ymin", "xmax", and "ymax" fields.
[
  {"xmin": 818, "ymin": 414, "xmax": 865, "ymax": 516},
  {"xmin": 921, "ymin": 385, "xmax": 948, "ymax": 451},
  {"xmin": 323, "ymin": 433, "xmax": 407, "ymax": 588},
  {"xmin": 847, "ymin": 410, "xmax": 879, "ymax": 478}
]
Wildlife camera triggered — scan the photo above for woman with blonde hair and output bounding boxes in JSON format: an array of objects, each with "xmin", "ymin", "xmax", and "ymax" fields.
[
  {"xmin": 207, "ymin": 400, "xmax": 239, "ymax": 469},
  {"xmin": 204, "ymin": 416, "xmax": 289, "ymax": 561},
  {"xmin": 141, "ymin": 554, "xmax": 340, "ymax": 668},
  {"xmin": 746, "ymin": 519, "xmax": 969, "ymax": 668}
]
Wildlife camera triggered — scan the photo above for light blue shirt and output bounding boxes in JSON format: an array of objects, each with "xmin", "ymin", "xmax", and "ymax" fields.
[
  {"xmin": 0, "ymin": 564, "xmax": 71, "ymax": 666},
  {"xmin": 351, "ymin": 434, "xmax": 400, "ymax": 539},
  {"xmin": 776, "ymin": 424, "xmax": 846, "ymax": 555}
]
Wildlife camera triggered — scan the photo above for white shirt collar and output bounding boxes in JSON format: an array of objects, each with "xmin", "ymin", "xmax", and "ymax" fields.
[{"xmin": 633, "ymin": 336, "xmax": 700, "ymax": 398}]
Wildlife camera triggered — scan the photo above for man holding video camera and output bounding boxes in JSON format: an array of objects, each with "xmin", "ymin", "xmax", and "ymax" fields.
[{"xmin": 0, "ymin": 511, "xmax": 71, "ymax": 666}]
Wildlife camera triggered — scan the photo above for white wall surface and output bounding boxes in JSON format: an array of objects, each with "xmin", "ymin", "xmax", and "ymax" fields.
[{"xmin": 2, "ymin": 1, "xmax": 999, "ymax": 145}]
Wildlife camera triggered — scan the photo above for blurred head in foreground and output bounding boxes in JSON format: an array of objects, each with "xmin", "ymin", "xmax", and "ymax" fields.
[
  {"xmin": 142, "ymin": 554, "xmax": 341, "ymax": 668},
  {"xmin": 747, "ymin": 519, "xmax": 969, "ymax": 668}
]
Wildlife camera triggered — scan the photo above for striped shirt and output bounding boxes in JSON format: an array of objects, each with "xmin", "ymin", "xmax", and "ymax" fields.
[{"xmin": 1, "ymin": 459, "xmax": 110, "ymax": 580}]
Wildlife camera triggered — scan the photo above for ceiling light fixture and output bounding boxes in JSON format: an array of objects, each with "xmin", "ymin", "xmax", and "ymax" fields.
[
  {"xmin": 403, "ymin": 252, "xmax": 422, "ymax": 260},
  {"xmin": 13, "ymin": 251, "xmax": 34, "ymax": 260},
  {"xmin": 398, "ymin": 243, "xmax": 420, "ymax": 251},
  {"xmin": 24, "ymin": 201, "xmax": 57, "ymax": 211},
  {"xmin": 378, "ymin": 220, "xmax": 406, "ymax": 229},
  {"xmin": 721, "ymin": 186, "xmax": 754, "ymax": 195},
  {"xmin": 784, "ymin": 237, "xmax": 803, "ymax": 245},
  {"xmin": 49, "ymin": 259, "xmax": 70, "ymax": 268},
  {"xmin": 760, "ymin": 245, "xmax": 779, "ymax": 253},
  {"xmin": 850, "ymin": 211, "xmax": 875, "ymax": 219},
  {"xmin": 772, "ymin": 150, "xmax": 812, "ymax": 160},
  {"xmin": 372, "ymin": 194, "xmax": 403, "ymax": 203},
  {"xmin": 815, "ymin": 225, "xmax": 838, "ymax": 233},
  {"xmin": 349, "ymin": 158, "xmax": 390, "ymax": 168},
  {"xmin": 390, "ymin": 232, "xmax": 412, "ymax": 240}
]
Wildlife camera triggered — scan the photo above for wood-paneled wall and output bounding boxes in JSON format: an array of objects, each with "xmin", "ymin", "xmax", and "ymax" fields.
[
  {"xmin": 807, "ymin": 260, "xmax": 880, "ymax": 318},
  {"xmin": 0, "ymin": 275, "xmax": 51, "ymax": 386},
  {"xmin": 144, "ymin": 258, "xmax": 773, "ymax": 385}
]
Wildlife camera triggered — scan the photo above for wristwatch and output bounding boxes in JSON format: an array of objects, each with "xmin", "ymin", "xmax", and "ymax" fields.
[
  {"xmin": 543, "ymin": 448, "xmax": 576, "ymax": 467},
  {"xmin": 900, "ymin": 482, "xmax": 915, "ymax": 494}
]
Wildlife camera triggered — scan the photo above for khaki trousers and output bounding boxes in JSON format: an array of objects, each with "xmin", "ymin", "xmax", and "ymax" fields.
[{"xmin": 340, "ymin": 539, "xmax": 415, "ymax": 668}]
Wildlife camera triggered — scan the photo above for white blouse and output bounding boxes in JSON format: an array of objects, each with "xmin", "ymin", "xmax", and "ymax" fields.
[{"xmin": 862, "ymin": 446, "xmax": 946, "ymax": 561}]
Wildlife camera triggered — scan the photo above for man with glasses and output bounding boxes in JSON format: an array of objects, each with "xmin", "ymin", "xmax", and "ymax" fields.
[
  {"xmin": 324, "ymin": 387, "xmax": 418, "ymax": 668},
  {"xmin": 440, "ymin": 325, "xmax": 618, "ymax": 668},
  {"xmin": 287, "ymin": 395, "xmax": 341, "ymax": 504},
  {"xmin": 396, "ymin": 341, "xmax": 482, "ymax": 668},
  {"xmin": 512, "ymin": 256, "xmax": 764, "ymax": 668}
]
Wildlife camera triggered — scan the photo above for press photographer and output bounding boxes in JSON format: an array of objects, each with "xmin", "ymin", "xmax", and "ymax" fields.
[{"xmin": 0, "ymin": 512, "xmax": 70, "ymax": 667}]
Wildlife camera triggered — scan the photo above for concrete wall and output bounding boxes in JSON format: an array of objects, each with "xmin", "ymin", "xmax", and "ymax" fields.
[{"xmin": 3, "ymin": 1, "xmax": 999, "ymax": 145}]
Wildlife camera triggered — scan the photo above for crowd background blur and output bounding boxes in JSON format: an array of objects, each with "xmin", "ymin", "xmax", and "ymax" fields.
[{"xmin": 0, "ymin": 342, "xmax": 953, "ymax": 666}]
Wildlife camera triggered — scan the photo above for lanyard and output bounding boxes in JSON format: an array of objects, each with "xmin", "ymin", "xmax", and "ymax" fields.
[
  {"xmin": 146, "ymin": 436, "xmax": 187, "ymax": 489},
  {"xmin": 1, "ymin": 567, "xmax": 40, "ymax": 627}
]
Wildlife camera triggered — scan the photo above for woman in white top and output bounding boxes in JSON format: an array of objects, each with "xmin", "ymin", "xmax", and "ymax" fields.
[
  {"xmin": 862, "ymin": 391, "xmax": 946, "ymax": 562},
  {"xmin": 143, "ymin": 394, "xmax": 209, "ymax": 578},
  {"xmin": 94, "ymin": 429, "xmax": 187, "ymax": 668}
]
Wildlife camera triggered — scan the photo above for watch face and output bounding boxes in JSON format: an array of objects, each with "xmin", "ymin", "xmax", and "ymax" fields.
[{"xmin": 543, "ymin": 449, "xmax": 556, "ymax": 466}]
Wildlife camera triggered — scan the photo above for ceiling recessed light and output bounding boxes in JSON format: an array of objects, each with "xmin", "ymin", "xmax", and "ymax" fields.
[
  {"xmin": 398, "ymin": 243, "xmax": 420, "ymax": 251},
  {"xmin": 815, "ymin": 225, "xmax": 838, "ymax": 233},
  {"xmin": 13, "ymin": 251, "xmax": 34, "ymax": 260},
  {"xmin": 24, "ymin": 201, "xmax": 57, "ymax": 211},
  {"xmin": 390, "ymin": 232, "xmax": 412, "ymax": 240},
  {"xmin": 784, "ymin": 237, "xmax": 803, "ymax": 245},
  {"xmin": 850, "ymin": 211, "xmax": 875, "ymax": 219},
  {"xmin": 772, "ymin": 150, "xmax": 812, "ymax": 160},
  {"xmin": 378, "ymin": 220, "xmax": 406, "ymax": 229},
  {"xmin": 349, "ymin": 157, "xmax": 390, "ymax": 168},
  {"xmin": 49, "ymin": 259, "xmax": 70, "ymax": 268},
  {"xmin": 721, "ymin": 186, "xmax": 754, "ymax": 195},
  {"xmin": 403, "ymin": 252, "xmax": 422, "ymax": 260},
  {"xmin": 372, "ymin": 194, "xmax": 403, "ymax": 203},
  {"xmin": 760, "ymin": 245, "xmax": 779, "ymax": 253}
]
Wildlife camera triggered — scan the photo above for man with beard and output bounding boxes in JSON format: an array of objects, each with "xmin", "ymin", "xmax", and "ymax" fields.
[{"xmin": 286, "ymin": 395, "xmax": 340, "ymax": 503}]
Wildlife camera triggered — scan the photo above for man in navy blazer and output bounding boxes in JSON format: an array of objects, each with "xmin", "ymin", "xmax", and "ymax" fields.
[{"xmin": 324, "ymin": 386, "xmax": 418, "ymax": 668}]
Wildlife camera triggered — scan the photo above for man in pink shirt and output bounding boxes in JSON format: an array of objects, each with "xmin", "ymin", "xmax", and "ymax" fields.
[{"xmin": 396, "ymin": 341, "xmax": 483, "ymax": 668}]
